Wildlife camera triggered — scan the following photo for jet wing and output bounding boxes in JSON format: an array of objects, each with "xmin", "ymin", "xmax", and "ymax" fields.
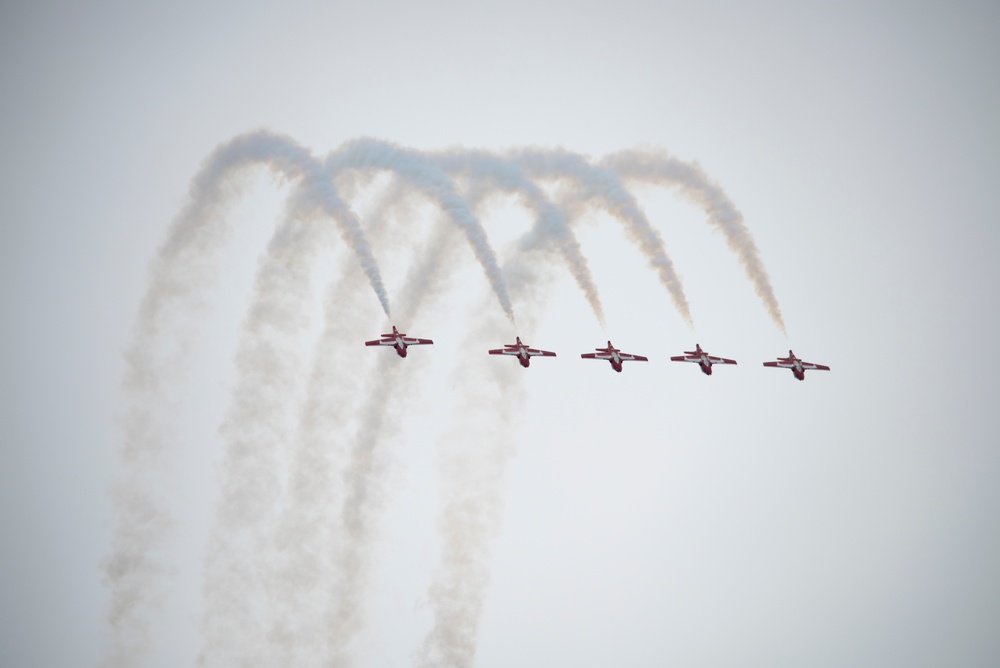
[
  {"xmin": 401, "ymin": 337, "xmax": 433, "ymax": 346},
  {"xmin": 670, "ymin": 354, "xmax": 699, "ymax": 362},
  {"xmin": 365, "ymin": 337, "xmax": 394, "ymax": 347},
  {"xmin": 800, "ymin": 361, "xmax": 830, "ymax": 371},
  {"xmin": 583, "ymin": 350, "xmax": 646, "ymax": 361},
  {"xmin": 763, "ymin": 360, "xmax": 793, "ymax": 368},
  {"xmin": 525, "ymin": 347, "xmax": 556, "ymax": 357},
  {"xmin": 706, "ymin": 355, "xmax": 737, "ymax": 365},
  {"xmin": 489, "ymin": 347, "xmax": 520, "ymax": 356}
]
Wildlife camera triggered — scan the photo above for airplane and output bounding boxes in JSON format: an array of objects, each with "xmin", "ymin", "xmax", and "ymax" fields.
[
  {"xmin": 763, "ymin": 350, "xmax": 830, "ymax": 381},
  {"xmin": 489, "ymin": 337, "xmax": 556, "ymax": 368},
  {"xmin": 670, "ymin": 344, "xmax": 737, "ymax": 376},
  {"xmin": 581, "ymin": 341, "xmax": 648, "ymax": 372},
  {"xmin": 364, "ymin": 326, "xmax": 433, "ymax": 358}
]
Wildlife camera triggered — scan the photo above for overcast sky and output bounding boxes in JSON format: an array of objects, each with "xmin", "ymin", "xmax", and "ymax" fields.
[{"xmin": 2, "ymin": 1, "xmax": 999, "ymax": 667}]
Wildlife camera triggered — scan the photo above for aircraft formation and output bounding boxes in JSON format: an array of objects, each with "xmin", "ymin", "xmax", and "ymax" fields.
[{"xmin": 366, "ymin": 327, "xmax": 830, "ymax": 379}]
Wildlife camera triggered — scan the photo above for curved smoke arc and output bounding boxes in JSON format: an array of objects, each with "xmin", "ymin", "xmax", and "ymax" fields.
[
  {"xmin": 328, "ymin": 138, "xmax": 516, "ymax": 324},
  {"xmin": 264, "ymin": 180, "xmax": 420, "ymax": 666},
  {"xmin": 512, "ymin": 147, "xmax": 693, "ymax": 326},
  {"xmin": 107, "ymin": 134, "xmax": 785, "ymax": 667},
  {"xmin": 433, "ymin": 149, "xmax": 606, "ymax": 327},
  {"xmin": 106, "ymin": 129, "xmax": 386, "ymax": 668},
  {"xmin": 602, "ymin": 149, "xmax": 786, "ymax": 334}
]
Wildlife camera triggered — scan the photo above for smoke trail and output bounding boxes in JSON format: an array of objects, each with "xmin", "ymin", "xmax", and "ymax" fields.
[
  {"xmin": 264, "ymin": 259, "xmax": 372, "ymax": 668},
  {"xmin": 286, "ymin": 169, "xmax": 573, "ymax": 668},
  {"xmin": 102, "ymin": 473, "xmax": 175, "ymax": 667},
  {"xmin": 281, "ymin": 183, "xmax": 481, "ymax": 667},
  {"xmin": 419, "ymin": 331, "xmax": 523, "ymax": 668},
  {"xmin": 182, "ymin": 130, "xmax": 391, "ymax": 316},
  {"xmin": 322, "ymin": 214, "xmax": 466, "ymax": 668},
  {"xmin": 512, "ymin": 147, "xmax": 693, "ymax": 326},
  {"xmin": 328, "ymin": 138, "xmax": 515, "ymax": 323},
  {"xmin": 434, "ymin": 149, "xmax": 606, "ymax": 326},
  {"xmin": 267, "ymin": 161, "xmax": 533, "ymax": 666},
  {"xmin": 265, "ymin": 180, "xmax": 421, "ymax": 666},
  {"xmin": 418, "ymin": 234, "xmax": 559, "ymax": 668},
  {"xmin": 107, "ymin": 129, "xmax": 389, "ymax": 667},
  {"xmin": 417, "ymin": 316, "xmax": 527, "ymax": 668},
  {"xmin": 197, "ymin": 188, "xmax": 344, "ymax": 665},
  {"xmin": 300, "ymin": 166, "xmax": 392, "ymax": 319},
  {"xmin": 104, "ymin": 129, "xmax": 362, "ymax": 667},
  {"xmin": 140, "ymin": 130, "xmax": 388, "ymax": 321},
  {"xmin": 111, "ymin": 133, "xmax": 784, "ymax": 666},
  {"xmin": 602, "ymin": 149, "xmax": 786, "ymax": 333}
]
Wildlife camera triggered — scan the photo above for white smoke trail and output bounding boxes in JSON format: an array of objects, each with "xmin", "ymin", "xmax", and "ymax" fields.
[
  {"xmin": 321, "ymin": 214, "xmax": 467, "ymax": 668},
  {"xmin": 264, "ymin": 260, "xmax": 372, "ymax": 668},
  {"xmin": 102, "ymin": 473, "xmax": 175, "ymax": 667},
  {"xmin": 418, "ymin": 237, "xmax": 559, "ymax": 668},
  {"xmin": 107, "ymin": 129, "xmax": 389, "ymax": 667},
  {"xmin": 197, "ymin": 190, "xmax": 342, "ymax": 665},
  {"xmin": 110, "ymin": 133, "xmax": 784, "ymax": 667},
  {"xmin": 143, "ymin": 130, "xmax": 388, "ymax": 320},
  {"xmin": 300, "ymin": 168, "xmax": 392, "ymax": 319},
  {"xmin": 418, "ymin": 331, "xmax": 524, "ymax": 668},
  {"xmin": 279, "ymin": 177, "xmax": 536, "ymax": 667},
  {"xmin": 271, "ymin": 175, "xmax": 517, "ymax": 666},
  {"xmin": 104, "ymin": 129, "xmax": 379, "ymax": 667},
  {"xmin": 434, "ymin": 149, "xmax": 606, "ymax": 326},
  {"xmin": 328, "ymin": 138, "xmax": 515, "ymax": 324},
  {"xmin": 512, "ymin": 147, "xmax": 693, "ymax": 326},
  {"xmin": 602, "ymin": 149, "xmax": 786, "ymax": 333},
  {"xmin": 265, "ymin": 180, "xmax": 421, "ymax": 667}
]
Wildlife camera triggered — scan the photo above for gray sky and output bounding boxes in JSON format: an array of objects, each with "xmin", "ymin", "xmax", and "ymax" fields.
[{"xmin": 2, "ymin": 1, "xmax": 999, "ymax": 666}]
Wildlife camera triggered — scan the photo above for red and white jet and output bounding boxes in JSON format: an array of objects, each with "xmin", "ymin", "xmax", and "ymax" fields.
[
  {"xmin": 581, "ymin": 341, "xmax": 648, "ymax": 373},
  {"xmin": 763, "ymin": 350, "xmax": 830, "ymax": 381},
  {"xmin": 670, "ymin": 344, "xmax": 737, "ymax": 376},
  {"xmin": 489, "ymin": 337, "xmax": 556, "ymax": 368},
  {"xmin": 365, "ymin": 326, "xmax": 433, "ymax": 358}
]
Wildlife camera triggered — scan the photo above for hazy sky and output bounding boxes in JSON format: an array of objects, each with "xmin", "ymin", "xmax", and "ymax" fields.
[{"xmin": 2, "ymin": 1, "xmax": 999, "ymax": 666}]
